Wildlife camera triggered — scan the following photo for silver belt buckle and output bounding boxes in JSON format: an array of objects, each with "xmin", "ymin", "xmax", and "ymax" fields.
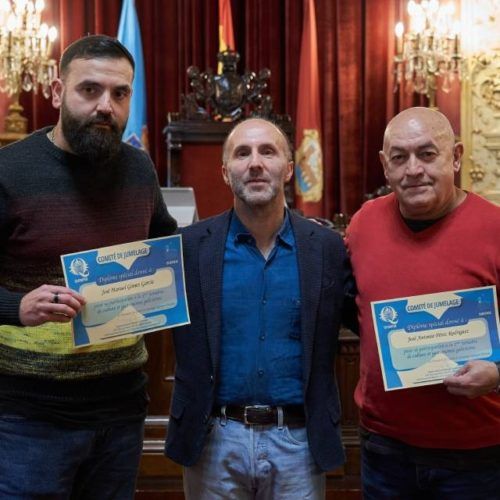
[
  {"xmin": 243, "ymin": 406, "xmax": 251, "ymax": 425},
  {"xmin": 243, "ymin": 405, "xmax": 271, "ymax": 425}
]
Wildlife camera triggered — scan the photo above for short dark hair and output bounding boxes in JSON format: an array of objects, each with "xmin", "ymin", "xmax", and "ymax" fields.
[{"xmin": 60, "ymin": 35, "xmax": 135, "ymax": 77}]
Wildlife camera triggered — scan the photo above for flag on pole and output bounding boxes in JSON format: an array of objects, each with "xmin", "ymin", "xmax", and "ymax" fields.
[
  {"xmin": 294, "ymin": 0, "xmax": 323, "ymax": 215},
  {"xmin": 218, "ymin": 0, "xmax": 235, "ymax": 73},
  {"xmin": 117, "ymin": 0, "xmax": 148, "ymax": 150}
]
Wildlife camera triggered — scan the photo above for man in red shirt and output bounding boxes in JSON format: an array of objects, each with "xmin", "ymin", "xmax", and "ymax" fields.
[{"xmin": 346, "ymin": 107, "xmax": 500, "ymax": 498}]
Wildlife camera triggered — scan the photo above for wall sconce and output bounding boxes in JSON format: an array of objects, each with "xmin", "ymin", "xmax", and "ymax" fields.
[
  {"xmin": 0, "ymin": 0, "xmax": 58, "ymax": 136},
  {"xmin": 393, "ymin": 0, "xmax": 462, "ymax": 109}
]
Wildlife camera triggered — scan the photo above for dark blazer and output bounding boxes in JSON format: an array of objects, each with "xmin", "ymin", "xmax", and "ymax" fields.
[{"xmin": 165, "ymin": 210, "xmax": 353, "ymax": 471}]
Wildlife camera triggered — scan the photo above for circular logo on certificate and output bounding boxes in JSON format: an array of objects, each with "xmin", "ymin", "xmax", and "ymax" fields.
[
  {"xmin": 379, "ymin": 306, "xmax": 398, "ymax": 325},
  {"xmin": 69, "ymin": 257, "xmax": 89, "ymax": 278}
]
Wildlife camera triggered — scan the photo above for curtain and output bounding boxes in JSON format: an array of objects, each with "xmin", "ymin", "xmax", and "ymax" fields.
[{"xmin": 4, "ymin": 0, "xmax": 459, "ymax": 218}]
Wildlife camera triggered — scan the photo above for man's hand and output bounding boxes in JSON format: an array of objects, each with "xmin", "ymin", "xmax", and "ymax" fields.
[
  {"xmin": 443, "ymin": 360, "xmax": 499, "ymax": 398},
  {"xmin": 19, "ymin": 284, "xmax": 86, "ymax": 326}
]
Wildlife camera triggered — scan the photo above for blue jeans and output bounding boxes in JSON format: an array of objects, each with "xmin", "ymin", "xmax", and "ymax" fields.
[
  {"xmin": 0, "ymin": 413, "xmax": 144, "ymax": 499},
  {"xmin": 183, "ymin": 417, "xmax": 325, "ymax": 499},
  {"xmin": 362, "ymin": 442, "xmax": 500, "ymax": 499}
]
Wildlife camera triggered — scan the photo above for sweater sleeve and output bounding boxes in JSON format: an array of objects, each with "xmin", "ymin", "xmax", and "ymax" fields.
[
  {"xmin": 342, "ymin": 218, "xmax": 359, "ymax": 335},
  {"xmin": 341, "ymin": 246, "xmax": 359, "ymax": 335},
  {"xmin": 0, "ymin": 187, "xmax": 24, "ymax": 325},
  {"xmin": 0, "ymin": 288, "xmax": 24, "ymax": 325}
]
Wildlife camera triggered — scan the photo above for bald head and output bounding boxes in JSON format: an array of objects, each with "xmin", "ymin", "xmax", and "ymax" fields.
[
  {"xmin": 383, "ymin": 107, "xmax": 456, "ymax": 153},
  {"xmin": 379, "ymin": 106, "xmax": 464, "ymax": 220},
  {"xmin": 222, "ymin": 118, "xmax": 293, "ymax": 165},
  {"xmin": 221, "ymin": 117, "xmax": 294, "ymax": 211}
]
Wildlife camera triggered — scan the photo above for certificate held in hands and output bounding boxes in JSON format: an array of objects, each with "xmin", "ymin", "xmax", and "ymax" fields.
[
  {"xmin": 61, "ymin": 235, "xmax": 190, "ymax": 347},
  {"xmin": 371, "ymin": 286, "xmax": 500, "ymax": 391}
]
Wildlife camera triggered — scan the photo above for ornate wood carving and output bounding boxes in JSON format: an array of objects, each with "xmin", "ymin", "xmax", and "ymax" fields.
[{"xmin": 180, "ymin": 50, "xmax": 277, "ymax": 122}]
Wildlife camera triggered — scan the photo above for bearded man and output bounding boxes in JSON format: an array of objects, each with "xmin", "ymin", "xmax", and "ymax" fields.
[{"xmin": 0, "ymin": 35, "xmax": 177, "ymax": 499}]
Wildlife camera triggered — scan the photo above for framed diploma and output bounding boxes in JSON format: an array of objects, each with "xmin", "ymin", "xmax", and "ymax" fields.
[
  {"xmin": 61, "ymin": 235, "xmax": 190, "ymax": 347},
  {"xmin": 371, "ymin": 286, "xmax": 500, "ymax": 391}
]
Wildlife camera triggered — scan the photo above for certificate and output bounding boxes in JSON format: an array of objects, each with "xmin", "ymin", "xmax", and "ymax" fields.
[
  {"xmin": 371, "ymin": 286, "xmax": 500, "ymax": 391},
  {"xmin": 61, "ymin": 235, "xmax": 190, "ymax": 347}
]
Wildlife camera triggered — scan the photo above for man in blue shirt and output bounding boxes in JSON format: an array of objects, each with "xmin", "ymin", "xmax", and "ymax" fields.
[{"xmin": 165, "ymin": 118, "xmax": 355, "ymax": 499}]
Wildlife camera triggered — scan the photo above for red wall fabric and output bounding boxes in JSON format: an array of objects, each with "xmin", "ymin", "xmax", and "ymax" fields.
[
  {"xmin": 8, "ymin": 0, "xmax": 459, "ymax": 219},
  {"xmin": 180, "ymin": 144, "xmax": 233, "ymax": 219}
]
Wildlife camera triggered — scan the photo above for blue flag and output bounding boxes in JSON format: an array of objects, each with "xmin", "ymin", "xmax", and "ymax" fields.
[{"xmin": 117, "ymin": 0, "xmax": 148, "ymax": 150}]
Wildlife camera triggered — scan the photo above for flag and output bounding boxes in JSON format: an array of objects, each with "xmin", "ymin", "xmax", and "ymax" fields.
[
  {"xmin": 294, "ymin": 0, "xmax": 323, "ymax": 215},
  {"xmin": 117, "ymin": 0, "xmax": 148, "ymax": 150},
  {"xmin": 218, "ymin": 0, "xmax": 235, "ymax": 73}
]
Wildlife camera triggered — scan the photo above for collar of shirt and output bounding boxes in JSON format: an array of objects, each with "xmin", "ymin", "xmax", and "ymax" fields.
[{"xmin": 229, "ymin": 209, "xmax": 294, "ymax": 249}]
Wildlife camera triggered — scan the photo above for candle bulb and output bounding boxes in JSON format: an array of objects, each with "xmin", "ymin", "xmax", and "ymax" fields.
[
  {"xmin": 452, "ymin": 20, "xmax": 460, "ymax": 55},
  {"xmin": 395, "ymin": 22, "xmax": 404, "ymax": 55},
  {"xmin": 46, "ymin": 25, "xmax": 56, "ymax": 57},
  {"xmin": 6, "ymin": 13, "xmax": 15, "ymax": 51}
]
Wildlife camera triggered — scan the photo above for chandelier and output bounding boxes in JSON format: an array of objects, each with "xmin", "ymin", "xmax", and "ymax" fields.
[
  {"xmin": 0, "ymin": 0, "xmax": 58, "ymax": 134},
  {"xmin": 393, "ymin": 0, "xmax": 462, "ymax": 109}
]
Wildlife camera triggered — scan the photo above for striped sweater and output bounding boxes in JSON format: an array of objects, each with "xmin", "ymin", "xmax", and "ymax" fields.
[{"xmin": 0, "ymin": 128, "xmax": 177, "ymax": 382}]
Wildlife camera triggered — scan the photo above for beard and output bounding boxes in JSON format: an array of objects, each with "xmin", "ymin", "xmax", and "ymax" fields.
[
  {"xmin": 60, "ymin": 102, "xmax": 125, "ymax": 165},
  {"xmin": 228, "ymin": 170, "xmax": 281, "ymax": 206}
]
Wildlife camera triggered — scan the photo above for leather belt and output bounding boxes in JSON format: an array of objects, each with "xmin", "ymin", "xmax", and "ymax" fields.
[{"xmin": 213, "ymin": 404, "xmax": 305, "ymax": 426}]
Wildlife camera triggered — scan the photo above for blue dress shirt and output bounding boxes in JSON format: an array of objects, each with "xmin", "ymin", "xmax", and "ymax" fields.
[{"xmin": 216, "ymin": 211, "xmax": 303, "ymax": 405}]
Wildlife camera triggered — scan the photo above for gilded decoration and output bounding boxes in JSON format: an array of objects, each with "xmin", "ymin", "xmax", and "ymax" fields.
[{"xmin": 460, "ymin": 0, "xmax": 500, "ymax": 204}]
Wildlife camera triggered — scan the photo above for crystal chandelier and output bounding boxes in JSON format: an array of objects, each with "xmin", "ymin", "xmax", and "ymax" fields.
[
  {"xmin": 393, "ymin": 0, "xmax": 462, "ymax": 109},
  {"xmin": 0, "ymin": 0, "xmax": 58, "ymax": 134}
]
